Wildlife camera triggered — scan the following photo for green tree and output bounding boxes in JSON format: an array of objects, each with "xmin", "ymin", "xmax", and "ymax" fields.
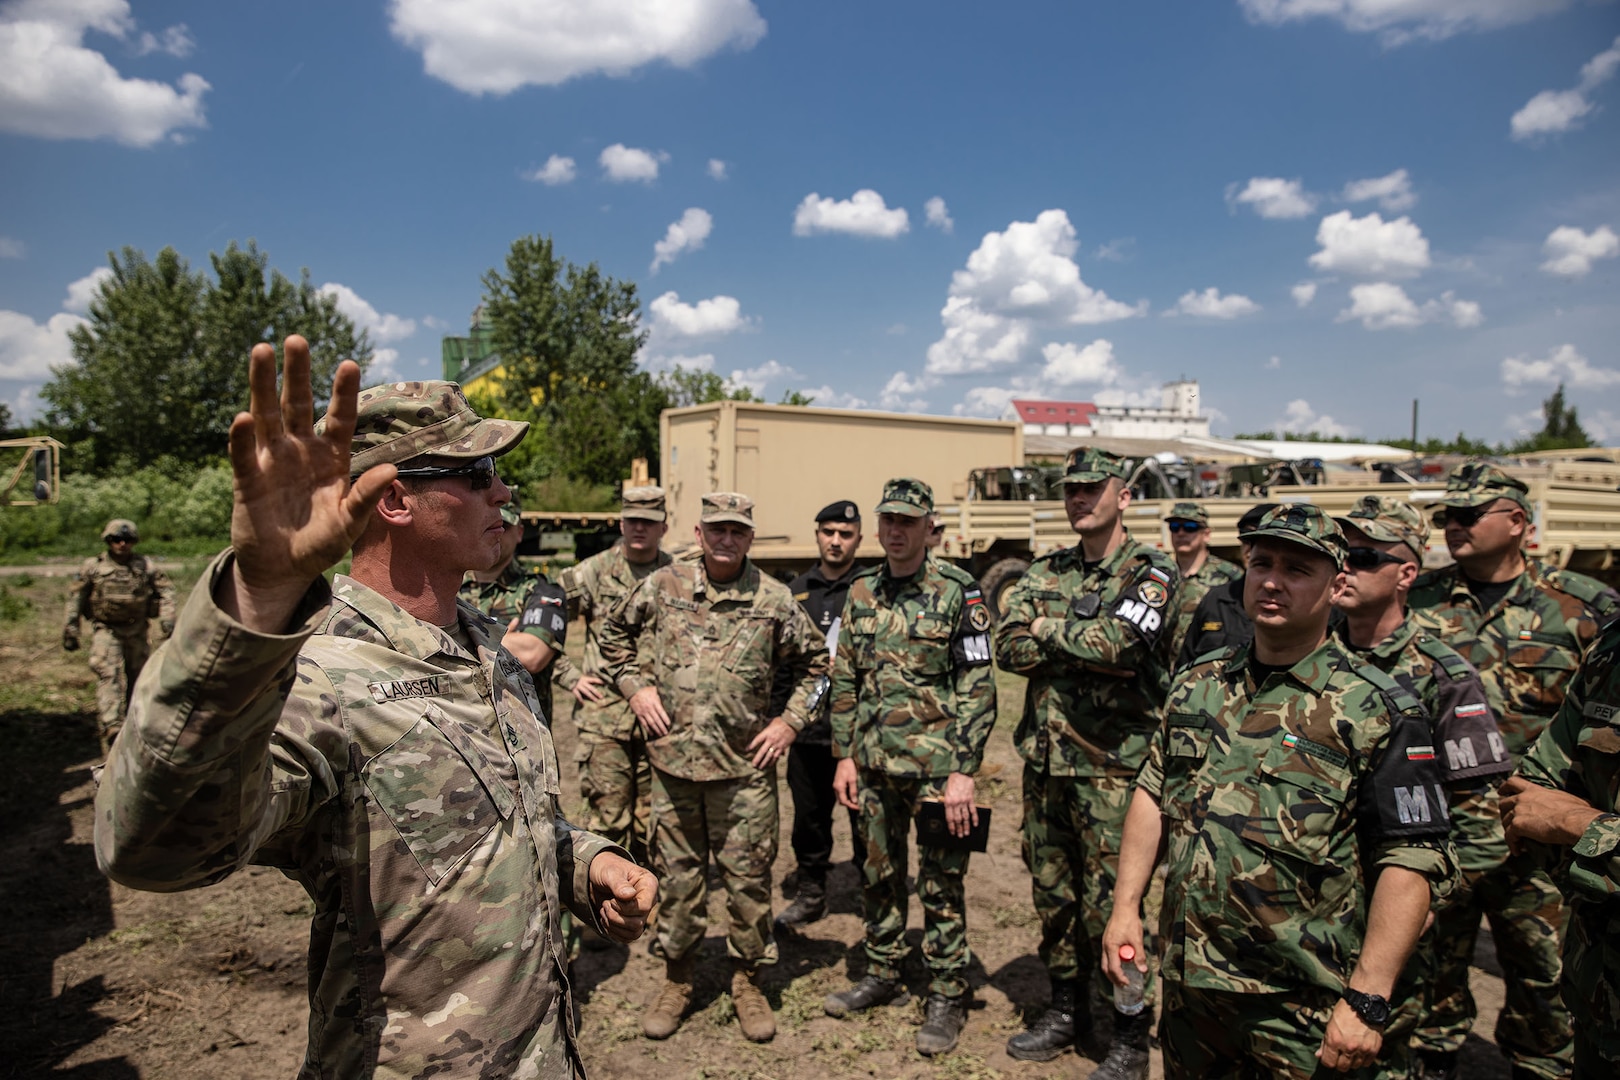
[
  {"xmin": 0, "ymin": 401, "xmax": 13, "ymax": 436},
  {"xmin": 656, "ymin": 367, "xmax": 760, "ymax": 408},
  {"xmin": 779, "ymin": 389, "xmax": 816, "ymax": 406},
  {"xmin": 1512, "ymin": 383, "xmax": 1591, "ymax": 452}
]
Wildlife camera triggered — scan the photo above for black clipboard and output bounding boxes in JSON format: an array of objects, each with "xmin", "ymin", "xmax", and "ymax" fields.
[{"xmin": 915, "ymin": 800, "xmax": 992, "ymax": 853}]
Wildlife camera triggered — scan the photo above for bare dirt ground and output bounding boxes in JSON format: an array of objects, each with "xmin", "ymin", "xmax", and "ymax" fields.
[{"xmin": 1, "ymin": 565, "xmax": 1514, "ymax": 1079}]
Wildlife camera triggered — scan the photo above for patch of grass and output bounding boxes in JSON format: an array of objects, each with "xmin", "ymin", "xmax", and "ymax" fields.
[
  {"xmin": 587, "ymin": 992, "xmax": 643, "ymax": 1045},
  {"xmin": 990, "ymin": 904, "xmax": 1036, "ymax": 930},
  {"xmin": 103, "ymin": 919, "xmax": 192, "ymax": 955},
  {"xmin": 777, "ymin": 967, "xmax": 843, "ymax": 1030},
  {"xmin": 0, "ymin": 583, "xmax": 31, "ymax": 621},
  {"xmin": 932, "ymin": 1053, "xmax": 1004, "ymax": 1080}
]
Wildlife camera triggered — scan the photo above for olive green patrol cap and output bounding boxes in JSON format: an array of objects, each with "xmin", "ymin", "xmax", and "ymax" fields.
[
  {"xmin": 102, "ymin": 518, "xmax": 138, "ymax": 542},
  {"xmin": 1335, "ymin": 494, "xmax": 1428, "ymax": 561},
  {"xmin": 1432, "ymin": 460, "xmax": 1532, "ymax": 517},
  {"xmin": 1165, "ymin": 500, "xmax": 1209, "ymax": 526},
  {"xmin": 321, "ymin": 380, "xmax": 529, "ymax": 473},
  {"xmin": 621, "ymin": 485, "xmax": 668, "ymax": 523},
  {"xmin": 1062, "ymin": 446, "xmax": 1130, "ymax": 484},
  {"xmin": 875, "ymin": 477, "xmax": 933, "ymax": 518},
  {"xmin": 700, "ymin": 491, "xmax": 755, "ymax": 526},
  {"xmin": 1245, "ymin": 503, "xmax": 1349, "ymax": 569}
]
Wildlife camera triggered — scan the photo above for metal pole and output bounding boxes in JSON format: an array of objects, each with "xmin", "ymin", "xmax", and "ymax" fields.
[{"xmin": 1411, "ymin": 399, "xmax": 1419, "ymax": 447}]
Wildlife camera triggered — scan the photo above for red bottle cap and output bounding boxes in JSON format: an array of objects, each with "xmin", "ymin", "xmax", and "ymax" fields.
[{"xmin": 1119, "ymin": 945, "xmax": 1136, "ymax": 962}]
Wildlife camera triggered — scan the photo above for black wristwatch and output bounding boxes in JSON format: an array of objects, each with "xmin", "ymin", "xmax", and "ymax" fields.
[{"xmin": 1341, "ymin": 987, "xmax": 1391, "ymax": 1028}]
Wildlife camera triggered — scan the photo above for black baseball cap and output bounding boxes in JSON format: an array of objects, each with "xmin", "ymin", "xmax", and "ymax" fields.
[
  {"xmin": 815, "ymin": 499, "xmax": 861, "ymax": 524},
  {"xmin": 1237, "ymin": 502, "xmax": 1281, "ymax": 536}
]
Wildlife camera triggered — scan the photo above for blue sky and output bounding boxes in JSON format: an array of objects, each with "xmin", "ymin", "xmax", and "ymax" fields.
[{"xmin": 2, "ymin": 0, "xmax": 1618, "ymax": 443}]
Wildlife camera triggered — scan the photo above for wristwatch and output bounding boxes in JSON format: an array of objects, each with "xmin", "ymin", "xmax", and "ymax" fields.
[{"xmin": 1341, "ymin": 987, "xmax": 1391, "ymax": 1028}]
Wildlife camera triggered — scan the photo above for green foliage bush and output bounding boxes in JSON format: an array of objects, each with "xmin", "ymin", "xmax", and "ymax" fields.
[{"xmin": 0, "ymin": 460, "xmax": 236, "ymax": 557}]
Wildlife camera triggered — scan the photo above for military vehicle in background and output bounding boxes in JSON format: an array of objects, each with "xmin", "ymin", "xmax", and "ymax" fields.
[{"xmin": 0, "ymin": 436, "xmax": 62, "ymax": 505}]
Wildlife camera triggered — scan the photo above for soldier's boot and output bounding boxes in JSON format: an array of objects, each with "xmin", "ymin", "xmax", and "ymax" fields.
[
  {"xmin": 775, "ymin": 874, "xmax": 827, "ymax": 929},
  {"xmin": 824, "ymin": 975, "xmax": 909, "ymax": 1017},
  {"xmin": 915, "ymin": 992, "xmax": 970, "ymax": 1057},
  {"xmin": 1006, "ymin": 978, "xmax": 1085, "ymax": 1061},
  {"xmin": 1090, "ymin": 1007, "xmax": 1151, "ymax": 1080},
  {"xmin": 730, "ymin": 965, "xmax": 776, "ymax": 1043},
  {"xmin": 1414, "ymin": 1051, "xmax": 1458, "ymax": 1080},
  {"xmin": 642, "ymin": 955, "xmax": 696, "ymax": 1039}
]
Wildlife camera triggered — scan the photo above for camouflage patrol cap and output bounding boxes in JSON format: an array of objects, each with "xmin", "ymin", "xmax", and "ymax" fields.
[
  {"xmin": 322, "ymin": 380, "xmax": 529, "ymax": 474},
  {"xmin": 1433, "ymin": 460, "xmax": 1532, "ymax": 515},
  {"xmin": 499, "ymin": 487, "xmax": 522, "ymax": 528},
  {"xmin": 621, "ymin": 485, "xmax": 667, "ymax": 523},
  {"xmin": 102, "ymin": 518, "xmax": 138, "ymax": 542},
  {"xmin": 1062, "ymin": 446, "xmax": 1130, "ymax": 484},
  {"xmin": 875, "ymin": 477, "xmax": 933, "ymax": 518},
  {"xmin": 1335, "ymin": 494, "xmax": 1428, "ymax": 561},
  {"xmin": 1245, "ymin": 503, "xmax": 1348, "ymax": 569},
  {"xmin": 700, "ymin": 491, "xmax": 755, "ymax": 527},
  {"xmin": 1166, "ymin": 500, "xmax": 1209, "ymax": 526}
]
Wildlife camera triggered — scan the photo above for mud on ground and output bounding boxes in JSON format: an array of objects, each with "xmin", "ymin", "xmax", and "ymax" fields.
[{"xmin": 0, "ymin": 567, "xmax": 1512, "ymax": 1079}]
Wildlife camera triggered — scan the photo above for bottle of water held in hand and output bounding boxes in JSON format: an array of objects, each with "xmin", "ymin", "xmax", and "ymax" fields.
[{"xmin": 1114, "ymin": 944, "xmax": 1145, "ymax": 1015}]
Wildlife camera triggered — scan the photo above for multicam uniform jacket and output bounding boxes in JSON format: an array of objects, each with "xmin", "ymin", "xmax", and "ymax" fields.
[
  {"xmin": 94, "ymin": 552, "xmax": 624, "ymax": 1080},
  {"xmin": 1519, "ymin": 616, "xmax": 1620, "ymax": 1061},
  {"xmin": 66, "ymin": 551, "xmax": 176, "ymax": 634},
  {"xmin": 1409, "ymin": 560, "xmax": 1618, "ymax": 762},
  {"xmin": 993, "ymin": 534, "xmax": 1180, "ymax": 778},
  {"xmin": 458, "ymin": 558, "xmax": 570, "ymax": 723},
  {"xmin": 1136, "ymin": 637, "xmax": 1457, "ymax": 994},
  {"xmin": 596, "ymin": 558, "xmax": 828, "ymax": 782},
  {"xmin": 830, "ymin": 559, "xmax": 997, "ymax": 776},
  {"xmin": 557, "ymin": 544, "xmax": 673, "ymax": 739}
]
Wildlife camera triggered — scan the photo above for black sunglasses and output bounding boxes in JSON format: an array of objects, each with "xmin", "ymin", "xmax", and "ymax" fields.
[
  {"xmin": 1166, "ymin": 520, "xmax": 1204, "ymax": 533},
  {"xmin": 1345, "ymin": 546, "xmax": 1407, "ymax": 571},
  {"xmin": 390, "ymin": 455, "xmax": 497, "ymax": 490},
  {"xmin": 1431, "ymin": 505, "xmax": 1514, "ymax": 529}
]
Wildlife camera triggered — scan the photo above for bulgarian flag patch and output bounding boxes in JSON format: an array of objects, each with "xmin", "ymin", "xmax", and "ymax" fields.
[
  {"xmin": 1148, "ymin": 567, "xmax": 1172, "ymax": 585},
  {"xmin": 1455, "ymin": 703, "xmax": 1489, "ymax": 718},
  {"xmin": 1407, "ymin": 745, "xmax": 1436, "ymax": 761},
  {"xmin": 1282, "ymin": 732, "xmax": 1298, "ymax": 749}
]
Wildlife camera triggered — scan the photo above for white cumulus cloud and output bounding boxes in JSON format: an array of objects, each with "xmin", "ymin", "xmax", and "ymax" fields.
[
  {"xmin": 924, "ymin": 210, "xmax": 1142, "ymax": 376},
  {"xmin": 600, "ymin": 143, "xmax": 668, "ymax": 182},
  {"xmin": 388, "ymin": 0, "xmax": 767, "ymax": 95},
  {"xmin": 792, "ymin": 189, "xmax": 910, "ymax": 239},
  {"xmin": 1309, "ymin": 210, "xmax": 1431, "ymax": 278},
  {"xmin": 0, "ymin": 309, "xmax": 84, "ymax": 379},
  {"xmin": 707, "ymin": 158, "xmax": 727, "ymax": 180},
  {"xmin": 524, "ymin": 154, "xmax": 576, "ymax": 185},
  {"xmin": 1540, "ymin": 224, "xmax": 1619, "ymax": 279},
  {"xmin": 1341, "ymin": 168, "xmax": 1416, "ymax": 212},
  {"xmin": 0, "ymin": 0, "xmax": 210, "ymax": 147},
  {"xmin": 1511, "ymin": 35, "xmax": 1620, "ymax": 140},
  {"xmin": 647, "ymin": 291, "xmax": 750, "ymax": 339},
  {"xmin": 880, "ymin": 370, "xmax": 937, "ymax": 412},
  {"xmin": 727, "ymin": 359, "xmax": 797, "ymax": 396},
  {"xmin": 368, "ymin": 348, "xmax": 403, "ymax": 383},
  {"xmin": 1239, "ymin": 0, "xmax": 1576, "ymax": 45},
  {"xmin": 1275, "ymin": 398, "xmax": 1355, "ymax": 438},
  {"xmin": 1337, "ymin": 282, "xmax": 1482, "ymax": 330},
  {"xmin": 1291, "ymin": 281, "xmax": 1318, "ymax": 307},
  {"xmin": 650, "ymin": 207, "xmax": 713, "ymax": 273},
  {"xmin": 63, "ymin": 267, "xmax": 113, "ymax": 313},
  {"xmin": 925, "ymin": 196, "xmax": 954, "ymax": 233},
  {"xmin": 1502, "ymin": 343, "xmax": 1620, "ymax": 391},
  {"xmin": 319, "ymin": 284, "xmax": 418, "ymax": 344},
  {"xmin": 1041, "ymin": 339, "xmax": 1125, "ymax": 386},
  {"xmin": 953, "ymin": 384, "xmax": 1025, "ymax": 419},
  {"xmin": 1226, "ymin": 176, "xmax": 1317, "ymax": 220},
  {"xmin": 1168, "ymin": 287, "xmax": 1261, "ymax": 319}
]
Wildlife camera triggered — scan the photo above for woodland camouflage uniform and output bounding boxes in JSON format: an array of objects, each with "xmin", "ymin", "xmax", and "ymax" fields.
[{"xmin": 457, "ymin": 521, "xmax": 569, "ymax": 725}]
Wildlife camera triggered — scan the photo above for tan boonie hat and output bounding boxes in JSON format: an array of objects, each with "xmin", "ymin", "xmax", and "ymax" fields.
[
  {"xmin": 1166, "ymin": 500, "xmax": 1209, "ymax": 526},
  {"xmin": 875, "ymin": 477, "xmax": 933, "ymax": 517},
  {"xmin": 1335, "ymin": 495, "xmax": 1427, "ymax": 561},
  {"xmin": 321, "ymin": 380, "xmax": 529, "ymax": 474},
  {"xmin": 1062, "ymin": 446, "xmax": 1130, "ymax": 484},
  {"xmin": 102, "ymin": 518, "xmax": 138, "ymax": 542},
  {"xmin": 700, "ymin": 492, "xmax": 755, "ymax": 526},
  {"xmin": 1245, "ymin": 503, "xmax": 1348, "ymax": 569},
  {"xmin": 1432, "ymin": 460, "xmax": 1532, "ymax": 516},
  {"xmin": 621, "ymin": 485, "xmax": 668, "ymax": 523}
]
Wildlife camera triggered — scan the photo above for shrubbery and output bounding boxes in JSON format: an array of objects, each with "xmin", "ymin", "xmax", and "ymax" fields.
[{"xmin": 0, "ymin": 460, "xmax": 235, "ymax": 558}]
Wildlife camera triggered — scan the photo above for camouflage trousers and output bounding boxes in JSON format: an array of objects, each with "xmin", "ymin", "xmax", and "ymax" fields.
[
  {"xmin": 1020, "ymin": 766, "xmax": 1134, "ymax": 982},
  {"xmin": 1565, "ymin": 906, "xmax": 1620, "ymax": 1072},
  {"xmin": 648, "ymin": 767, "xmax": 779, "ymax": 967},
  {"xmin": 575, "ymin": 728, "xmax": 652, "ymax": 866},
  {"xmin": 857, "ymin": 769, "xmax": 972, "ymax": 998},
  {"xmin": 88, "ymin": 624, "xmax": 149, "ymax": 753},
  {"xmin": 1412, "ymin": 852, "xmax": 1572, "ymax": 1077},
  {"xmin": 1161, "ymin": 980, "xmax": 1411, "ymax": 1079}
]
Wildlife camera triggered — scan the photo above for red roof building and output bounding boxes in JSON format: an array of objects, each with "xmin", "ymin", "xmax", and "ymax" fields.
[{"xmin": 1006, "ymin": 399, "xmax": 1099, "ymax": 435}]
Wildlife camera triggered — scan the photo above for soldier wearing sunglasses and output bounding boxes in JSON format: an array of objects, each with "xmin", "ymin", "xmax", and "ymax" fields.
[
  {"xmin": 1407, "ymin": 461, "xmax": 1619, "ymax": 1080},
  {"xmin": 1163, "ymin": 501, "xmax": 1242, "ymax": 664}
]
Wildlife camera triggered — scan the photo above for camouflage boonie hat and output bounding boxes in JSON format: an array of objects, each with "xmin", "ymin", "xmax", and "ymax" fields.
[
  {"xmin": 102, "ymin": 518, "xmax": 138, "ymax": 542},
  {"xmin": 1062, "ymin": 446, "xmax": 1130, "ymax": 484},
  {"xmin": 875, "ymin": 477, "xmax": 933, "ymax": 518},
  {"xmin": 1433, "ymin": 460, "xmax": 1532, "ymax": 516},
  {"xmin": 1335, "ymin": 495, "xmax": 1427, "ymax": 561},
  {"xmin": 700, "ymin": 492, "xmax": 755, "ymax": 526},
  {"xmin": 1245, "ymin": 503, "xmax": 1348, "ymax": 569},
  {"xmin": 621, "ymin": 485, "xmax": 667, "ymax": 523},
  {"xmin": 1165, "ymin": 500, "xmax": 1209, "ymax": 526},
  {"xmin": 322, "ymin": 380, "xmax": 529, "ymax": 474}
]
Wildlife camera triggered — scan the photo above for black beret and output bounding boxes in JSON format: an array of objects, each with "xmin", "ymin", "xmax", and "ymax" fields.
[
  {"xmin": 815, "ymin": 499, "xmax": 861, "ymax": 524},
  {"xmin": 1237, "ymin": 502, "xmax": 1282, "ymax": 535}
]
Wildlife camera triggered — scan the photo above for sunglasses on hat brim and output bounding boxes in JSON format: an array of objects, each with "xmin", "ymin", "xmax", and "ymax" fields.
[{"xmin": 384, "ymin": 455, "xmax": 498, "ymax": 490}]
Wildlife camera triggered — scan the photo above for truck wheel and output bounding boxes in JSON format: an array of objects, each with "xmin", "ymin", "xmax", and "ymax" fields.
[{"xmin": 979, "ymin": 558, "xmax": 1030, "ymax": 619}]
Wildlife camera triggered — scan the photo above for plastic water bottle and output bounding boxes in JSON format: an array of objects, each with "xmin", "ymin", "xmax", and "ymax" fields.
[{"xmin": 1114, "ymin": 944, "xmax": 1145, "ymax": 1015}]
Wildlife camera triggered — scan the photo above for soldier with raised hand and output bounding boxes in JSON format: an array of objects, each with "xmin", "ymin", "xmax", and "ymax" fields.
[
  {"xmin": 94, "ymin": 337, "xmax": 656, "ymax": 1079},
  {"xmin": 1103, "ymin": 504, "xmax": 1457, "ymax": 1079},
  {"xmin": 64, "ymin": 518, "xmax": 176, "ymax": 754},
  {"xmin": 1407, "ymin": 461, "xmax": 1619, "ymax": 1080},
  {"xmin": 597, "ymin": 492, "xmax": 828, "ymax": 1044},
  {"xmin": 823, "ymin": 478, "xmax": 997, "ymax": 1058},
  {"xmin": 556, "ymin": 486, "xmax": 673, "ymax": 866},
  {"xmin": 1163, "ymin": 500, "xmax": 1241, "ymax": 665},
  {"xmin": 1504, "ymin": 618, "xmax": 1620, "ymax": 1077},
  {"xmin": 992, "ymin": 446, "xmax": 1178, "ymax": 1076}
]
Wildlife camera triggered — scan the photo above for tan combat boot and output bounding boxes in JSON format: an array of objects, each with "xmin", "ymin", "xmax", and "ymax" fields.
[
  {"xmin": 731, "ymin": 965, "xmax": 776, "ymax": 1042},
  {"xmin": 642, "ymin": 955, "xmax": 695, "ymax": 1039}
]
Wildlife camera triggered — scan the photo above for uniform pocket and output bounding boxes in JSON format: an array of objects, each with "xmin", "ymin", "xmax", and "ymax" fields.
[
  {"xmin": 1505, "ymin": 635, "xmax": 1581, "ymax": 717},
  {"xmin": 1160, "ymin": 712, "xmax": 1210, "ymax": 818},
  {"xmin": 908, "ymin": 615, "xmax": 954, "ymax": 677},
  {"xmin": 1238, "ymin": 739, "xmax": 1352, "ymax": 866}
]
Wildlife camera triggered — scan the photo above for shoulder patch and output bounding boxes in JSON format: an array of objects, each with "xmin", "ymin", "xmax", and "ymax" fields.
[
  {"xmin": 1352, "ymin": 658, "xmax": 1425, "ymax": 716},
  {"xmin": 1545, "ymin": 565, "xmax": 1620, "ymax": 613},
  {"xmin": 935, "ymin": 561, "xmax": 979, "ymax": 588}
]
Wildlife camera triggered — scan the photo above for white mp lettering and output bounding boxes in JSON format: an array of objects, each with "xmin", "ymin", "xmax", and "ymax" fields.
[
  {"xmin": 1487, "ymin": 731, "xmax": 1507, "ymax": 762},
  {"xmin": 1444, "ymin": 738, "xmax": 1478, "ymax": 772},
  {"xmin": 1394, "ymin": 785, "xmax": 1431, "ymax": 825}
]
